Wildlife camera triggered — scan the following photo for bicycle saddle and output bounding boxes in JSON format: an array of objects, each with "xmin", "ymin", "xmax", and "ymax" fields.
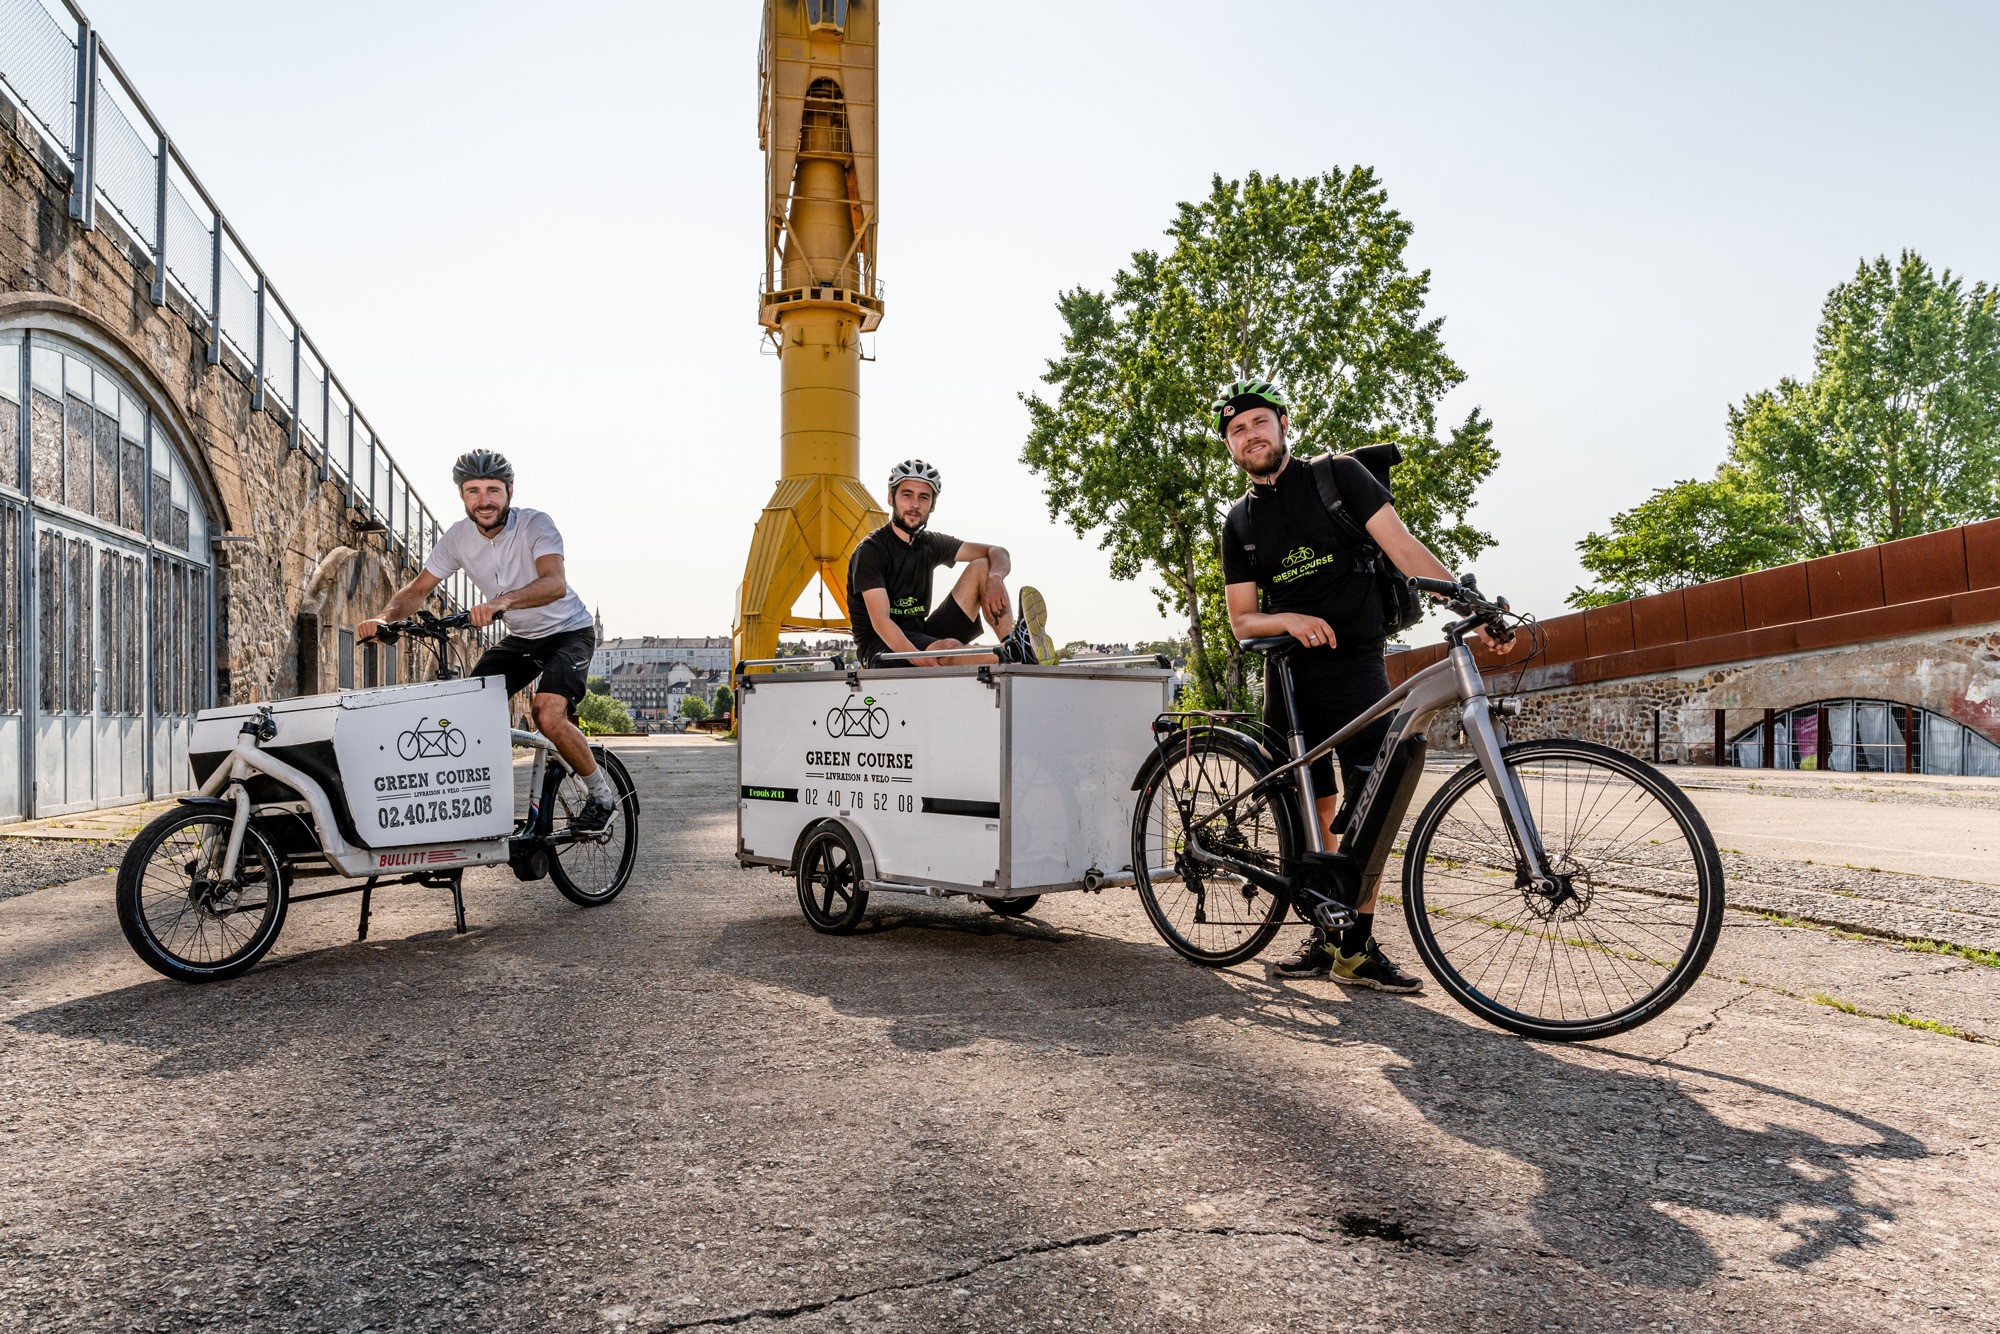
[{"xmin": 1237, "ymin": 634, "xmax": 1302, "ymax": 656}]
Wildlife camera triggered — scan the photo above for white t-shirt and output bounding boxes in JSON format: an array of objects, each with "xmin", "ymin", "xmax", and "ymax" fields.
[{"xmin": 424, "ymin": 507, "xmax": 594, "ymax": 640}]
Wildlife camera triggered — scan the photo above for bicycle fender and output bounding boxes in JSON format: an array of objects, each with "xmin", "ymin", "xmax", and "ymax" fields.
[{"xmin": 175, "ymin": 796, "xmax": 238, "ymax": 812}]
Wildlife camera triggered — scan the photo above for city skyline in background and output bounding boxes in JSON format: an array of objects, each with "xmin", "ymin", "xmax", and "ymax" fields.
[{"xmin": 61, "ymin": 0, "xmax": 2000, "ymax": 643}]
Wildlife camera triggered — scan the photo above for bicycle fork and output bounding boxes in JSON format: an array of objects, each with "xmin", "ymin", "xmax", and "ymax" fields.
[{"xmin": 1455, "ymin": 667, "xmax": 1556, "ymax": 891}]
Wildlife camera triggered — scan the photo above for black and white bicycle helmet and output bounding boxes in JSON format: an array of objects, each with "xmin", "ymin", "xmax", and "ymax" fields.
[
  {"xmin": 886, "ymin": 458, "xmax": 942, "ymax": 497},
  {"xmin": 451, "ymin": 449, "xmax": 514, "ymax": 487}
]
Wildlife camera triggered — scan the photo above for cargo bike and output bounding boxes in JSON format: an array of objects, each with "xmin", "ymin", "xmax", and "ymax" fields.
[
  {"xmin": 735, "ymin": 648, "xmax": 1175, "ymax": 928},
  {"xmin": 115, "ymin": 611, "xmax": 639, "ymax": 982}
]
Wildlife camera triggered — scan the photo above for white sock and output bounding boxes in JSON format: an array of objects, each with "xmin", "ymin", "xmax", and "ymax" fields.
[{"xmin": 582, "ymin": 765, "xmax": 615, "ymax": 804}]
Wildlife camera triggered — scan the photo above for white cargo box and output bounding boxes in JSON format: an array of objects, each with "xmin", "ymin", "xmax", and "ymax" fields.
[
  {"xmin": 737, "ymin": 663, "xmax": 1173, "ymax": 896},
  {"xmin": 189, "ymin": 676, "xmax": 513, "ymax": 849}
]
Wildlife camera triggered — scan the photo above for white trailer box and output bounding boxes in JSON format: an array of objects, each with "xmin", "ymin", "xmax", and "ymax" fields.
[
  {"xmin": 737, "ymin": 663, "xmax": 1173, "ymax": 896},
  {"xmin": 188, "ymin": 676, "xmax": 513, "ymax": 850}
]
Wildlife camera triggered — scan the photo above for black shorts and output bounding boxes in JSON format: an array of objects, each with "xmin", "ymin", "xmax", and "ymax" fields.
[
  {"xmin": 471, "ymin": 626, "xmax": 597, "ymax": 711},
  {"xmin": 1264, "ymin": 648, "xmax": 1392, "ymax": 800},
  {"xmin": 866, "ymin": 598, "xmax": 980, "ymax": 665}
]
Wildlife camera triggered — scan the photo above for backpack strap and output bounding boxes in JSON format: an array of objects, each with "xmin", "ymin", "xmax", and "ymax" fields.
[{"xmin": 1308, "ymin": 454, "xmax": 1377, "ymax": 568}]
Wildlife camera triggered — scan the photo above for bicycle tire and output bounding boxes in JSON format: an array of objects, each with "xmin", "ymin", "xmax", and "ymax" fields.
[
  {"xmin": 984, "ymin": 895, "xmax": 1040, "ymax": 917},
  {"xmin": 549, "ymin": 748, "xmax": 639, "ymax": 906},
  {"xmin": 1132, "ymin": 729, "xmax": 1298, "ymax": 967},
  {"xmin": 796, "ymin": 822, "xmax": 870, "ymax": 933},
  {"xmin": 1402, "ymin": 738, "xmax": 1725, "ymax": 1041},
  {"xmin": 116, "ymin": 807, "xmax": 289, "ymax": 982}
]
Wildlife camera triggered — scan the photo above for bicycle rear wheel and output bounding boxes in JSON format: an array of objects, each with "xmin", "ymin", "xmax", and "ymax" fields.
[
  {"xmin": 1132, "ymin": 730, "xmax": 1296, "ymax": 967},
  {"xmin": 1402, "ymin": 739, "xmax": 1724, "ymax": 1040},
  {"xmin": 549, "ymin": 748, "xmax": 639, "ymax": 906}
]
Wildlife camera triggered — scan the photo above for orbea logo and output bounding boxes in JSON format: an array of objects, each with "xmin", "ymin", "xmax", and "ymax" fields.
[{"xmin": 1282, "ymin": 546, "xmax": 1316, "ymax": 568}]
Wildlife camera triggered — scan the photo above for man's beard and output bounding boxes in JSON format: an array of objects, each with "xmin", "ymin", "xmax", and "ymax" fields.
[
  {"xmin": 469, "ymin": 503, "xmax": 510, "ymax": 534},
  {"xmin": 893, "ymin": 510, "xmax": 927, "ymax": 535},
  {"xmin": 1241, "ymin": 441, "xmax": 1287, "ymax": 482}
]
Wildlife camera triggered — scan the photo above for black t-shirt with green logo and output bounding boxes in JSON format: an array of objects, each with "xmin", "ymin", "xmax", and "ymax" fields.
[
  {"xmin": 847, "ymin": 524, "xmax": 963, "ymax": 663},
  {"xmin": 1219, "ymin": 453, "xmax": 1392, "ymax": 654}
]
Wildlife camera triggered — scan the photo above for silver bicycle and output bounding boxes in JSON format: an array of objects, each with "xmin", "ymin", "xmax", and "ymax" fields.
[{"xmin": 1131, "ymin": 575, "xmax": 1725, "ymax": 1040}]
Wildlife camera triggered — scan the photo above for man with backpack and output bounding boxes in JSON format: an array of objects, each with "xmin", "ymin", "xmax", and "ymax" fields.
[{"xmin": 1216, "ymin": 378, "xmax": 1514, "ymax": 990}]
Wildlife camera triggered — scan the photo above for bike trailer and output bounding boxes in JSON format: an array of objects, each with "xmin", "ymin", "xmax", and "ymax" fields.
[
  {"xmin": 736, "ymin": 661, "xmax": 1172, "ymax": 901},
  {"xmin": 188, "ymin": 677, "xmax": 513, "ymax": 850}
]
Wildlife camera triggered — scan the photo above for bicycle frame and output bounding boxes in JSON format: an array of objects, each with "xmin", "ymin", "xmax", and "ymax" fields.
[
  {"xmin": 1174, "ymin": 638, "xmax": 1555, "ymax": 899},
  {"xmin": 195, "ymin": 721, "xmax": 574, "ymax": 883}
]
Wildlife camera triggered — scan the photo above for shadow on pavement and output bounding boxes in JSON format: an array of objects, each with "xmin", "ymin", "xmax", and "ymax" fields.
[{"xmin": 714, "ymin": 899, "xmax": 1928, "ymax": 1286}]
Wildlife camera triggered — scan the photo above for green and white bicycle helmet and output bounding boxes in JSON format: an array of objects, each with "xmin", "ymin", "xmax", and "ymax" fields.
[
  {"xmin": 1214, "ymin": 378, "xmax": 1287, "ymax": 435},
  {"xmin": 886, "ymin": 458, "xmax": 942, "ymax": 497}
]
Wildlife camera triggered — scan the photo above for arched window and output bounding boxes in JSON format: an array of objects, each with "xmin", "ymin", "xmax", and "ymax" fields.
[
  {"xmin": 1730, "ymin": 699, "xmax": 2000, "ymax": 777},
  {"xmin": 0, "ymin": 331, "xmax": 216, "ymax": 819}
]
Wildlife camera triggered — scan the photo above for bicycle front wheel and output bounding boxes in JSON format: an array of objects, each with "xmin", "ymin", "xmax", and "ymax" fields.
[
  {"xmin": 1403, "ymin": 739, "xmax": 1724, "ymax": 1040},
  {"xmin": 1132, "ymin": 731, "xmax": 1297, "ymax": 967},
  {"xmin": 116, "ymin": 807, "xmax": 288, "ymax": 982}
]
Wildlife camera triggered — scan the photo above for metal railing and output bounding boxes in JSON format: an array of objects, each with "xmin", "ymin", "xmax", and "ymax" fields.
[{"xmin": 0, "ymin": 0, "xmax": 471, "ymax": 615}]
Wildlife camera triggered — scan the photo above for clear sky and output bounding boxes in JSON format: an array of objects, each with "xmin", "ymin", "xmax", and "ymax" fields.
[{"xmin": 61, "ymin": 0, "xmax": 2000, "ymax": 643}]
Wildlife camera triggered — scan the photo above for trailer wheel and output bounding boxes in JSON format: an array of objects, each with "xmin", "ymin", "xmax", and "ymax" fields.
[
  {"xmin": 984, "ymin": 895, "xmax": 1040, "ymax": 917},
  {"xmin": 796, "ymin": 824, "xmax": 870, "ymax": 934}
]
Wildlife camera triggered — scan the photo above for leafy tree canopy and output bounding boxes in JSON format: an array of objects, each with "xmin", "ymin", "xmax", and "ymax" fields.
[
  {"xmin": 678, "ymin": 694, "xmax": 711, "ymax": 723},
  {"xmin": 1567, "ymin": 471, "xmax": 1793, "ymax": 608},
  {"xmin": 1022, "ymin": 169, "xmax": 1497, "ymax": 705},
  {"xmin": 1571, "ymin": 250, "xmax": 2000, "ymax": 606},
  {"xmin": 577, "ymin": 690, "xmax": 632, "ymax": 735}
]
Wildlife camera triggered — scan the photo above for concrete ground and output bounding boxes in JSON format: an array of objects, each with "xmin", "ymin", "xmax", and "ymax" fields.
[{"xmin": 1, "ymin": 738, "xmax": 1994, "ymax": 1332}]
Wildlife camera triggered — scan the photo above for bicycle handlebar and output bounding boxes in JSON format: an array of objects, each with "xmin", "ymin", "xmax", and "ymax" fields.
[{"xmin": 371, "ymin": 609, "xmax": 497, "ymax": 643}]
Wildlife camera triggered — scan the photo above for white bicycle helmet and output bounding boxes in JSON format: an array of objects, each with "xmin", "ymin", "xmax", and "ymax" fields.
[{"xmin": 886, "ymin": 458, "xmax": 942, "ymax": 497}]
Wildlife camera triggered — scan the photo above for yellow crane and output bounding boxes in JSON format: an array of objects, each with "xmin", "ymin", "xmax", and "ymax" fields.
[{"xmin": 734, "ymin": 0, "xmax": 884, "ymax": 669}]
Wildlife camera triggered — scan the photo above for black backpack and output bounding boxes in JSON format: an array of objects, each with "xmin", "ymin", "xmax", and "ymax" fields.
[{"xmin": 1226, "ymin": 444, "xmax": 1425, "ymax": 637}]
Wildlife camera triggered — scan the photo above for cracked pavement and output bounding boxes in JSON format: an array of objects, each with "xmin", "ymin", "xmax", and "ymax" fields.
[{"xmin": 1, "ymin": 738, "xmax": 1995, "ymax": 1332}]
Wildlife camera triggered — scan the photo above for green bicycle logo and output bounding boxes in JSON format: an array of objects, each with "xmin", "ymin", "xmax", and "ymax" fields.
[
  {"xmin": 826, "ymin": 696, "xmax": 890, "ymax": 739},
  {"xmin": 396, "ymin": 716, "xmax": 466, "ymax": 761},
  {"xmin": 1281, "ymin": 545, "xmax": 1315, "ymax": 568}
]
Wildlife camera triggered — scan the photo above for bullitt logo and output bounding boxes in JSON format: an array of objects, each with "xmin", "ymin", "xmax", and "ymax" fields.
[
  {"xmin": 377, "ymin": 848, "xmax": 465, "ymax": 868},
  {"xmin": 1282, "ymin": 546, "xmax": 1315, "ymax": 568},
  {"xmin": 396, "ymin": 716, "xmax": 467, "ymax": 761}
]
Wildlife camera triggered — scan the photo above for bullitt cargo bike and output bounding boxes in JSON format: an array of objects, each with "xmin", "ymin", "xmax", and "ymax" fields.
[
  {"xmin": 115, "ymin": 611, "xmax": 639, "ymax": 981},
  {"xmin": 735, "ymin": 649, "xmax": 1175, "ymax": 928}
]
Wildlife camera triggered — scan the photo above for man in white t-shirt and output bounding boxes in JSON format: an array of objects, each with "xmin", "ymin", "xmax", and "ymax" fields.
[{"xmin": 358, "ymin": 449, "xmax": 616, "ymax": 830}]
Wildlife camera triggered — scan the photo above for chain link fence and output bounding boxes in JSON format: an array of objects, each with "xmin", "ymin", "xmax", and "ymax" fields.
[{"xmin": 0, "ymin": 0, "xmax": 469, "ymax": 616}]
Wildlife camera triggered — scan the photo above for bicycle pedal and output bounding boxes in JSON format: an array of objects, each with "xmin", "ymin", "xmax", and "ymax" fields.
[{"xmin": 1311, "ymin": 901, "xmax": 1358, "ymax": 933}]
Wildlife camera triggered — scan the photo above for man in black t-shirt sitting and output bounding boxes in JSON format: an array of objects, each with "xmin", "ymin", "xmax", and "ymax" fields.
[
  {"xmin": 1217, "ymin": 378, "xmax": 1514, "ymax": 992},
  {"xmin": 847, "ymin": 459, "xmax": 1056, "ymax": 668}
]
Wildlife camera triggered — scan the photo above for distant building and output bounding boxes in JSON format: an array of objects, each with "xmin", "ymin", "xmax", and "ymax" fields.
[
  {"xmin": 591, "ymin": 635, "xmax": 731, "ymax": 678},
  {"xmin": 603, "ymin": 660, "xmax": 726, "ymax": 733}
]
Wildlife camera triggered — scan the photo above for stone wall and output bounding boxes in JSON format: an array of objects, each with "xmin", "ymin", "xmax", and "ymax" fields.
[
  {"xmin": 1421, "ymin": 627, "xmax": 2000, "ymax": 763},
  {"xmin": 0, "ymin": 90, "xmax": 423, "ymax": 704}
]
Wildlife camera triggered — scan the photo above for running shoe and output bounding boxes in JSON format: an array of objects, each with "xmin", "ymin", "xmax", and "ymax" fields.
[
  {"xmin": 1332, "ymin": 938, "xmax": 1423, "ymax": 993},
  {"xmin": 1015, "ymin": 586, "xmax": 1057, "ymax": 665},
  {"xmin": 1268, "ymin": 932, "xmax": 1333, "ymax": 979},
  {"xmin": 568, "ymin": 797, "xmax": 617, "ymax": 834}
]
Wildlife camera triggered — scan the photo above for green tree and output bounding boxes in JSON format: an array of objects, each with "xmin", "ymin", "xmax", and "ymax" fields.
[
  {"xmin": 587, "ymin": 675, "xmax": 609, "ymax": 696},
  {"xmin": 1023, "ymin": 169, "xmax": 1497, "ymax": 706},
  {"xmin": 1567, "ymin": 471, "xmax": 1795, "ymax": 607},
  {"xmin": 678, "ymin": 693, "xmax": 710, "ymax": 723},
  {"xmin": 1728, "ymin": 251, "xmax": 2000, "ymax": 555},
  {"xmin": 712, "ymin": 684, "xmax": 734, "ymax": 718},
  {"xmin": 577, "ymin": 690, "xmax": 632, "ymax": 735}
]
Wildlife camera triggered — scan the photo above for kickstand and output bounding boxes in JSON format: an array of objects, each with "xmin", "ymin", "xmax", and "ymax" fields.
[
  {"xmin": 357, "ymin": 877, "xmax": 377, "ymax": 940},
  {"xmin": 448, "ymin": 869, "xmax": 467, "ymax": 935}
]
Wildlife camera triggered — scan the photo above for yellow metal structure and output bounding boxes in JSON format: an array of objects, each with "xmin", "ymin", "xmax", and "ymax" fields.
[{"xmin": 734, "ymin": 0, "xmax": 886, "ymax": 669}]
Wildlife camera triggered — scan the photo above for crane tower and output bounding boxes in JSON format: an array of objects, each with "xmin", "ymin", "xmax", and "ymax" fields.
[{"xmin": 734, "ymin": 0, "xmax": 885, "ymax": 668}]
